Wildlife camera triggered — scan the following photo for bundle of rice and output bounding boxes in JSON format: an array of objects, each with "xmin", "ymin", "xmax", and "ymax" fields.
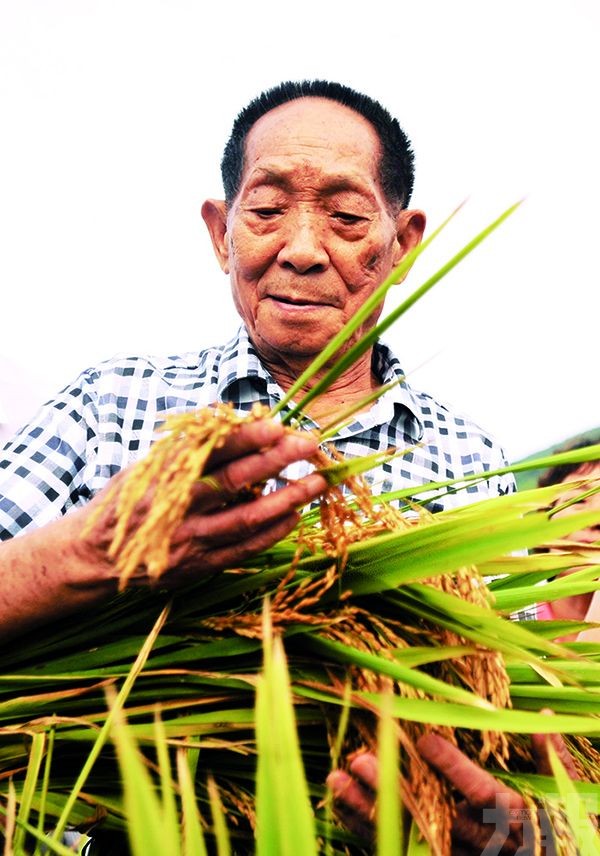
[
  {"xmin": 2, "ymin": 205, "xmax": 600, "ymax": 854},
  {"xmin": 2, "ymin": 404, "xmax": 600, "ymax": 854}
]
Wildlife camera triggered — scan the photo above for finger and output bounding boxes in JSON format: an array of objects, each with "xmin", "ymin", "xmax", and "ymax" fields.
[
  {"xmin": 531, "ymin": 733, "xmax": 580, "ymax": 781},
  {"xmin": 154, "ymin": 512, "xmax": 302, "ymax": 583},
  {"xmin": 193, "ymin": 433, "xmax": 323, "ymax": 511},
  {"xmin": 531, "ymin": 708, "xmax": 579, "ymax": 781},
  {"xmin": 202, "ymin": 512, "xmax": 302, "ymax": 565},
  {"xmin": 327, "ymin": 770, "xmax": 375, "ymax": 815},
  {"xmin": 326, "ymin": 770, "xmax": 375, "ymax": 843},
  {"xmin": 180, "ymin": 473, "xmax": 327, "ymax": 545},
  {"xmin": 330, "ymin": 805, "xmax": 375, "ymax": 845},
  {"xmin": 204, "ymin": 420, "xmax": 294, "ymax": 468},
  {"xmin": 452, "ymin": 801, "xmax": 522, "ymax": 855},
  {"xmin": 348, "ymin": 751, "xmax": 378, "ymax": 792},
  {"xmin": 417, "ymin": 734, "xmax": 523, "ymax": 810}
]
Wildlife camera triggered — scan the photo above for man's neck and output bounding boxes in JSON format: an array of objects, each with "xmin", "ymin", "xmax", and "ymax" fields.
[{"xmin": 260, "ymin": 349, "xmax": 379, "ymax": 425}]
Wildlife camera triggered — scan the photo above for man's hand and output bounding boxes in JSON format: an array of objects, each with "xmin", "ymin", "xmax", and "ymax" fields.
[
  {"xmin": 77, "ymin": 418, "xmax": 327, "ymax": 586},
  {"xmin": 327, "ymin": 729, "xmax": 579, "ymax": 855},
  {"xmin": 0, "ymin": 419, "xmax": 326, "ymax": 639}
]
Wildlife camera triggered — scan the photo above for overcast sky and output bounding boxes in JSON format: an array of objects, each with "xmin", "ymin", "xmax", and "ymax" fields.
[{"xmin": 1, "ymin": 0, "xmax": 598, "ymax": 459}]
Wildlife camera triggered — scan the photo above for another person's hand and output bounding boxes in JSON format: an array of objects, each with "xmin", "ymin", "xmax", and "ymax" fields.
[
  {"xmin": 70, "ymin": 418, "xmax": 327, "ymax": 588},
  {"xmin": 327, "ymin": 729, "xmax": 579, "ymax": 854}
]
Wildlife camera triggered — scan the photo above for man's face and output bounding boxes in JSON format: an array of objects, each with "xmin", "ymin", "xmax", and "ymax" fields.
[{"xmin": 204, "ymin": 98, "xmax": 424, "ymax": 367}]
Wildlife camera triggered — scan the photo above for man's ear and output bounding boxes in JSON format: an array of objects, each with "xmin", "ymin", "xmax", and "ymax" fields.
[
  {"xmin": 201, "ymin": 199, "xmax": 230, "ymax": 274},
  {"xmin": 393, "ymin": 209, "xmax": 426, "ymax": 266}
]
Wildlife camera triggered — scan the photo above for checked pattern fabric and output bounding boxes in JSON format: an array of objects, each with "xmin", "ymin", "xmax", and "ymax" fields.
[
  {"xmin": 1, "ymin": 325, "xmax": 515, "ymax": 535},
  {"xmin": 0, "ymin": 326, "xmax": 536, "ymax": 619}
]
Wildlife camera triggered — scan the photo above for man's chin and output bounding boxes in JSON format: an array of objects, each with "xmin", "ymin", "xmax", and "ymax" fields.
[
  {"xmin": 262, "ymin": 339, "xmax": 329, "ymax": 361},
  {"xmin": 253, "ymin": 330, "xmax": 337, "ymax": 366}
]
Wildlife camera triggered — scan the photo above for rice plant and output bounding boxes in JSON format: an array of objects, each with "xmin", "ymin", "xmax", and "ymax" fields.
[{"xmin": 2, "ymin": 204, "xmax": 600, "ymax": 854}]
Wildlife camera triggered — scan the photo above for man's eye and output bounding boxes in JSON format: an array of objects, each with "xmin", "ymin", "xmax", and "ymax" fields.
[
  {"xmin": 333, "ymin": 211, "xmax": 366, "ymax": 225},
  {"xmin": 252, "ymin": 208, "xmax": 283, "ymax": 219}
]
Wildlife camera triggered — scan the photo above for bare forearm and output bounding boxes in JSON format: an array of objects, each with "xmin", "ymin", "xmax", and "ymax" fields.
[
  {"xmin": 0, "ymin": 512, "xmax": 116, "ymax": 642},
  {"xmin": 0, "ymin": 420, "xmax": 327, "ymax": 641}
]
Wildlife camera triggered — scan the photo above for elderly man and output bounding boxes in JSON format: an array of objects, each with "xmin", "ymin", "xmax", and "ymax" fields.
[
  {"xmin": 1, "ymin": 80, "xmax": 538, "ymax": 853},
  {"xmin": 0, "ymin": 80, "xmax": 513, "ymax": 639}
]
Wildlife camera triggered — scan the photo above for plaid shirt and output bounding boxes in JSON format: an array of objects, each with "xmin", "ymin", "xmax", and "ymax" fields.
[{"xmin": 0, "ymin": 326, "xmax": 514, "ymax": 539}]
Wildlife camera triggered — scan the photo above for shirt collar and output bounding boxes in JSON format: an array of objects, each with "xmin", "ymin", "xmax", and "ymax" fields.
[
  {"xmin": 371, "ymin": 339, "xmax": 425, "ymax": 436},
  {"xmin": 216, "ymin": 326, "xmax": 274, "ymax": 403},
  {"xmin": 216, "ymin": 325, "xmax": 424, "ymax": 438}
]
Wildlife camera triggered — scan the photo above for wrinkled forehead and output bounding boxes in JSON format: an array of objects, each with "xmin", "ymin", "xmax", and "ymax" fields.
[{"xmin": 242, "ymin": 97, "xmax": 383, "ymax": 177}]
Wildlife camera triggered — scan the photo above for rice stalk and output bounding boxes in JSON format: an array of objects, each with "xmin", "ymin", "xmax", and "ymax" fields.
[
  {"xmin": 69, "ymin": 416, "xmax": 600, "ymax": 853},
  {"xmin": 3, "ymin": 203, "xmax": 600, "ymax": 851}
]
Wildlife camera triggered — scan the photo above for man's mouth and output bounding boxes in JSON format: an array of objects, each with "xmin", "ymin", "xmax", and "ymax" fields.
[{"xmin": 266, "ymin": 294, "xmax": 333, "ymax": 308}]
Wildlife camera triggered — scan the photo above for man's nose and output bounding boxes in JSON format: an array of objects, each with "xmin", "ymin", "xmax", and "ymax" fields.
[{"xmin": 277, "ymin": 214, "xmax": 329, "ymax": 273}]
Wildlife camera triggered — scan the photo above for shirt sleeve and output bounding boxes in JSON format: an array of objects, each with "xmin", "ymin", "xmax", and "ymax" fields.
[
  {"xmin": 487, "ymin": 441, "xmax": 517, "ymax": 498},
  {"xmin": 0, "ymin": 369, "xmax": 100, "ymax": 539}
]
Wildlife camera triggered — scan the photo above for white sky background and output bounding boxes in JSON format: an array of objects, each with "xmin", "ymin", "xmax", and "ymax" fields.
[{"xmin": 0, "ymin": 0, "xmax": 598, "ymax": 459}]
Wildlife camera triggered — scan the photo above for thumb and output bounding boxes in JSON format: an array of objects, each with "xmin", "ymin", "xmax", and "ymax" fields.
[{"xmin": 531, "ymin": 709, "xmax": 579, "ymax": 780}]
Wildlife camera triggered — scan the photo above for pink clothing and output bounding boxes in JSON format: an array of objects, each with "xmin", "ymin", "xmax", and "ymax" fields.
[
  {"xmin": 536, "ymin": 602, "xmax": 555, "ymax": 621},
  {"xmin": 538, "ymin": 592, "xmax": 600, "ymax": 640}
]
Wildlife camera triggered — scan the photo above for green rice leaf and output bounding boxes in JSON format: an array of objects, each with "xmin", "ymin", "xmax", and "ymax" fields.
[
  {"xmin": 381, "ymin": 446, "xmax": 600, "ymax": 507},
  {"xmin": 323, "ymin": 680, "xmax": 352, "ymax": 856},
  {"xmin": 177, "ymin": 748, "xmax": 208, "ymax": 856},
  {"xmin": 317, "ymin": 448, "xmax": 402, "ymax": 487},
  {"xmin": 547, "ymin": 741, "xmax": 600, "ymax": 853},
  {"xmin": 14, "ymin": 731, "xmax": 45, "ymax": 853},
  {"xmin": 376, "ymin": 692, "xmax": 402, "ymax": 856},
  {"xmin": 110, "ymin": 701, "xmax": 171, "ymax": 856},
  {"xmin": 48, "ymin": 604, "xmax": 170, "ymax": 844},
  {"xmin": 305, "ymin": 636, "xmax": 495, "ymax": 709},
  {"xmin": 492, "ymin": 565, "xmax": 600, "ymax": 613},
  {"xmin": 341, "ymin": 505, "xmax": 600, "ymax": 600},
  {"xmin": 383, "ymin": 586, "xmax": 566, "ymax": 663},
  {"xmin": 207, "ymin": 774, "xmax": 232, "ymax": 856},
  {"xmin": 154, "ymin": 711, "xmax": 179, "ymax": 841},
  {"xmin": 406, "ymin": 817, "xmax": 432, "ymax": 855},
  {"xmin": 36, "ymin": 722, "xmax": 56, "ymax": 847},
  {"xmin": 319, "ymin": 379, "xmax": 404, "ymax": 440},
  {"xmin": 0, "ymin": 805, "xmax": 80, "ymax": 856},
  {"xmin": 391, "ymin": 645, "xmax": 477, "ymax": 667},
  {"xmin": 358, "ymin": 692, "xmax": 600, "ymax": 735},
  {"xmin": 255, "ymin": 602, "xmax": 317, "ymax": 856}
]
